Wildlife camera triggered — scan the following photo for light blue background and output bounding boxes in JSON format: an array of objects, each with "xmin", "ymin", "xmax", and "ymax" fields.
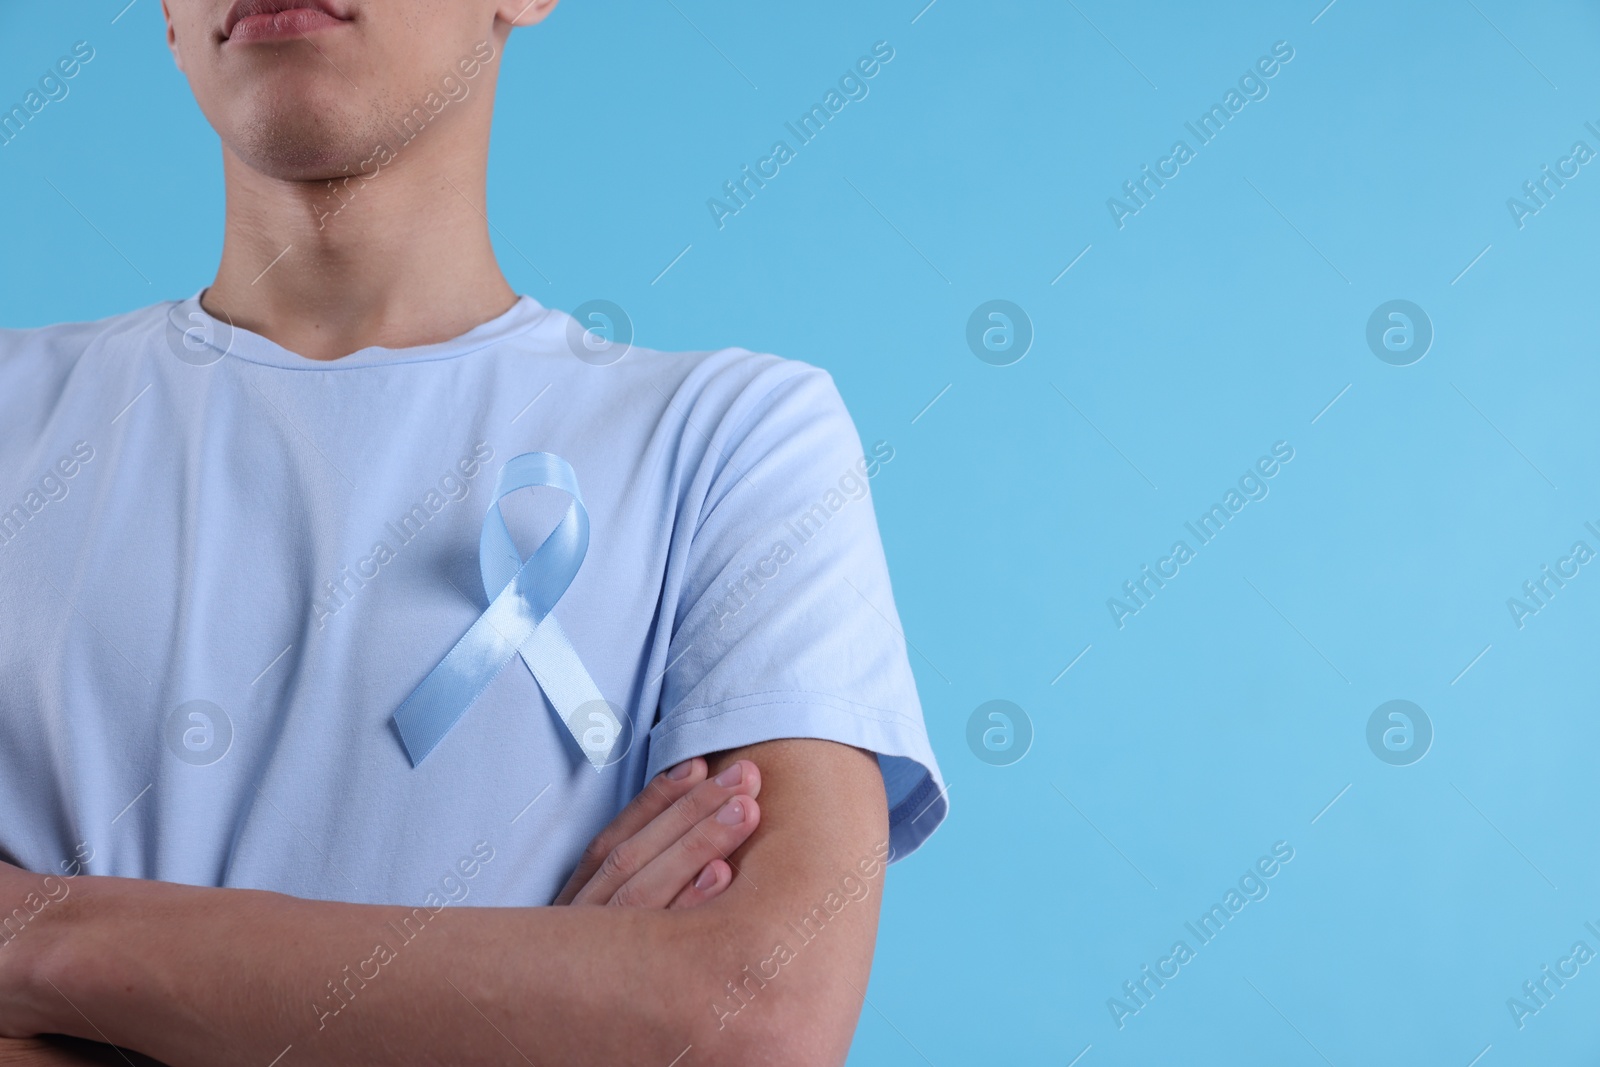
[{"xmin": 4, "ymin": 1, "xmax": 1599, "ymax": 1063}]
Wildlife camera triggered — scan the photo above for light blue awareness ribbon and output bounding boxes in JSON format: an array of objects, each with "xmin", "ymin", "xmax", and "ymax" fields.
[{"xmin": 392, "ymin": 452, "xmax": 622, "ymax": 770}]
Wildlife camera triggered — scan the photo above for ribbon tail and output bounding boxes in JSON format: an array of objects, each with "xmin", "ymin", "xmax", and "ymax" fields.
[
  {"xmin": 394, "ymin": 589, "xmax": 532, "ymax": 766},
  {"xmin": 519, "ymin": 615, "xmax": 621, "ymax": 770}
]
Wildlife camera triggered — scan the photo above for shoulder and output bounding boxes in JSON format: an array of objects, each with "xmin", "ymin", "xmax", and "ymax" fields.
[
  {"xmin": 0, "ymin": 301, "xmax": 174, "ymax": 399},
  {"xmin": 0, "ymin": 302, "xmax": 174, "ymax": 441},
  {"xmin": 524, "ymin": 302, "xmax": 849, "ymax": 440},
  {"xmin": 0, "ymin": 301, "xmax": 172, "ymax": 366}
]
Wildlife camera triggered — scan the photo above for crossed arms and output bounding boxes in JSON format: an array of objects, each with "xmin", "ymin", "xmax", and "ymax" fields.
[{"xmin": 0, "ymin": 738, "xmax": 889, "ymax": 1066}]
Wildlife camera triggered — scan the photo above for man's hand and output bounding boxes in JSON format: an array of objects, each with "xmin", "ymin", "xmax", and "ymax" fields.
[{"xmin": 553, "ymin": 756, "xmax": 761, "ymax": 908}]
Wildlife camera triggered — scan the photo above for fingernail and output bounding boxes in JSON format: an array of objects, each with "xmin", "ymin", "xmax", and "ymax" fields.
[
  {"xmin": 667, "ymin": 760, "xmax": 694, "ymax": 780},
  {"xmin": 694, "ymin": 865, "xmax": 718, "ymax": 891},
  {"xmin": 716, "ymin": 798, "xmax": 745, "ymax": 825},
  {"xmin": 714, "ymin": 763, "xmax": 744, "ymax": 787}
]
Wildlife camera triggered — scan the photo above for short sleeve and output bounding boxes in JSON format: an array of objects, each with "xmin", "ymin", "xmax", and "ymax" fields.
[{"xmin": 645, "ymin": 362, "xmax": 947, "ymax": 861}]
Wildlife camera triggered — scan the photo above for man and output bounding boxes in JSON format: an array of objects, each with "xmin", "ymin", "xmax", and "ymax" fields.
[{"xmin": 0, "ymin": 1, "xmax": 945, "ymax": 1064}]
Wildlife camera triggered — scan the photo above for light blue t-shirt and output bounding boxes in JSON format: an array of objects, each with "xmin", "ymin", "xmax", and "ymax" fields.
[{"xmin": 0, "ymin": 295, "xmax": 946, "ymax": 906}]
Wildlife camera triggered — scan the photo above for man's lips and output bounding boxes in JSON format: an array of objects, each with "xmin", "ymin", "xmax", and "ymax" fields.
[{"xmin": 223, "ymin": 0, "xmax": 351, "ymax": 42}]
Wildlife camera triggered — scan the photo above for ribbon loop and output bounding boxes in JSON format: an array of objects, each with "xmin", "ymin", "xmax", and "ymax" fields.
[{"xmin": 393, "ymin": 452, "xmax": 622, "ymax": 770}]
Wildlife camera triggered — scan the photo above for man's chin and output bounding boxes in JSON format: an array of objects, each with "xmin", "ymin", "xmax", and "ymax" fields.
[{"xmin": 228, "ymin": 105, "xmax": 375, "ymax": 184}]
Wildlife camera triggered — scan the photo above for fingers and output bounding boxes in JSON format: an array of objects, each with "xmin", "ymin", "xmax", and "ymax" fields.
[
  {"xmin": 607, "ymin": 795, "xmax": 760, "ymax": 909},
  {"xmin": 552, "ymin": 757, "xmax": 706, "ymax": 906},
  {"xmin": 668, "ymin": 858, "xmax": 733, "ymax": 910},
  {"xmin": 570, "ymin": 760, "xmax": 762, "ymax": 907}
]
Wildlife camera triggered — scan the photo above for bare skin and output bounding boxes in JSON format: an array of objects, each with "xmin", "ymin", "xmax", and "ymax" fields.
[
  {"xmin": 0, "ymin": 753, "xmax": 774, "ymax": 1066},
  {"xmin": 0, "ymin": 1, "xmax": 892, "ymax": 1063},
  {"xmin": 171, "ymin": 0, "xmax": 534, "ymax": 359},
  {"xmin": 0, "ymin": 741, "xmax": 888, "ymax": 1065}
]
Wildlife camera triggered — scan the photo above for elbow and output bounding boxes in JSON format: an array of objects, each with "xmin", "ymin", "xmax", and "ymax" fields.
[
  {"xmin": 688, "ymin": 1011, "xmax": 851, "ymax": 1067},
  {"xmin": 679, "ymin": 963, "xmax": 858, "ymax": 1067}
]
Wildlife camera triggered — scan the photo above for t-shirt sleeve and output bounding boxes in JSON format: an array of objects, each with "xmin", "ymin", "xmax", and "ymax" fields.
[{"xmin": 644, "ymin": 359, "xmax": 947, "ymax": 862}]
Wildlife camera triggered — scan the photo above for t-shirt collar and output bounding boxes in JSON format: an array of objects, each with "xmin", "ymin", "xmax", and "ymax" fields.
[{"xmin": 169, "ymin": 291, "xmax": 550, "ymax": 370}]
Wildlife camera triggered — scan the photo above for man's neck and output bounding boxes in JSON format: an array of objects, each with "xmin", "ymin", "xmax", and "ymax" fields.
[{"xmin": 202, "ymin": 138, "xmax": 517, "ymax": 362}]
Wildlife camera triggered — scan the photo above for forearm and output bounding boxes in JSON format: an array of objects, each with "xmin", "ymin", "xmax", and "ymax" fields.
[
  {"xmin": 5, "ymin": 740, "xmax": 884, "ymax": 1067},
  {"xmin": 22, "ymin": 877, "xmax": 769, "ymax": 1067}
]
